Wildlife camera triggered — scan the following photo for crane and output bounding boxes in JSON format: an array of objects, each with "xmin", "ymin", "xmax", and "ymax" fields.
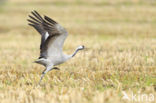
[{"xmin": 27, "ymin": 11, "xmax": 85, "ymax": 84}]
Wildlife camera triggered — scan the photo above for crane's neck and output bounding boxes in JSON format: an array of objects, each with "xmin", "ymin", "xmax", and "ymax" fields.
[
  {"xmin": 63, "ymin": 46, "xmax": 85, "ymax": 62},
  {"xmin": 71, "ymin": 48, "xmax": 80, "ymax": 57},
  {"xmin": 64, "ymin": 48, "xmax": 81, "ymax": 61}
]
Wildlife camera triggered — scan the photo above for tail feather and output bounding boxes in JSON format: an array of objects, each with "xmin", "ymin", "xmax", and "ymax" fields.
[{"xmin": 34, "ymin": 58, "xmax": 49, "ymax": 66}]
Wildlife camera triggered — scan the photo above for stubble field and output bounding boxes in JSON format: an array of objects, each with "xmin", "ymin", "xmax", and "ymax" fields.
[{"xmin": 0, "ymin": 0, "xmax": 155, "ymax": 103}]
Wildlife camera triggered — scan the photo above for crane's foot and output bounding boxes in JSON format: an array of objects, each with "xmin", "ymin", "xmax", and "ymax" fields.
[{"xmin": 53, "ymin": 67, "xmax": 60, "ymax": 70}]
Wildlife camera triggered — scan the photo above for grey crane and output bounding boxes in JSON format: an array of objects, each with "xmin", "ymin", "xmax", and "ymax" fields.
[{"xmin": 27, "ymin": 10, "xmax": 85, "ymax": 84}]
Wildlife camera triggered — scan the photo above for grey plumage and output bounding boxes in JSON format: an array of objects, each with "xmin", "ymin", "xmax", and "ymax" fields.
[{"xmin": 27, "ymin": 10, "xmax": 85, "ymax": 84}]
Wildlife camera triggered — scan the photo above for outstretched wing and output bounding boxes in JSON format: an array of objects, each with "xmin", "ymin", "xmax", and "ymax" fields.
[{"xmin": 27, "ymin": 10, "xmax": 68, "ymax": 59}]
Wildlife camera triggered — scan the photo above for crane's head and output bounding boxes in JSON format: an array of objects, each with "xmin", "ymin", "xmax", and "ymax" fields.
[{"xmin": 78, "ymin": 45, "xmax": 85, "ymax": 50}]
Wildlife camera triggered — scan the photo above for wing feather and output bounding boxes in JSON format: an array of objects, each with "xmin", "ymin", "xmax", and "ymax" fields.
[{"xmin": 27, "ymin": 10, "xmax": 68, "ymax": 59}]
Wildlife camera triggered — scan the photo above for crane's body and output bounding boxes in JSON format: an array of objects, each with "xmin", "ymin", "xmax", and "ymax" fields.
[
  {"xmin": 27, "ymin": 11, "xmax": 85, "ymax": 84},
  {"xmin": 35, "ymin": 52, "xmax": 70, "ymax": 66}
]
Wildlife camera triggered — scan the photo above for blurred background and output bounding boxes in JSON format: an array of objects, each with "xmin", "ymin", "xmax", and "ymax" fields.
[{"xmin": 0, "ymin": 0, "xmax": 156, "ymax": 37}]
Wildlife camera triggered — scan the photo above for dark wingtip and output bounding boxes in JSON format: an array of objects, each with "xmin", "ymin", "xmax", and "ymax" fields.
[
  {"xmin": 27, "ymin": 19, "xmax": 31, "ymax": 21},
  {"xmin": 28, "ymin": 23, "xmax": 33, "ymax": 26},
  {"xmin": 27, "ymin": 19, "xmax": 32, "ymax": 23},
  {"xmin": 44, "ymin": 16, "xmax": 57, "ymax": 24},
  {"xmin": 27, "ymin": 19, "xmax": 32, "ymax": 24},
  {"xmin": 33, "ymin": 10, "xmax": 38, "ymax": 15},
  {"xmin": 31, "ymin": 10, "xmax": 35, "ymax": 15},
  {"xmin": 32, "ymin": 10, "xmax": 36, "ymax": 13}
]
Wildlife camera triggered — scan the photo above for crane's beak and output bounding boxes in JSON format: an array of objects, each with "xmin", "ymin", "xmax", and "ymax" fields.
[{"xmin": 84, "ymin": 47, "xmax": 89, "ymax": 51}]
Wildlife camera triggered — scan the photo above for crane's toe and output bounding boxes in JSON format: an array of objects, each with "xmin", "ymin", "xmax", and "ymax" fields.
[{"xmin": 53, "ymin": 67, "xmax": 60, "ymax": 70}]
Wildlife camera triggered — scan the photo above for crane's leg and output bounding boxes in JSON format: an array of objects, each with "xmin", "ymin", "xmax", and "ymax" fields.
[
  {"xmin": 38, "ymin": 66, "xmax": 53, "ymax": 85},
  {"xmin": 38, "ymin": 69, "xmax": 46, "ymax": 85},
  {"xmin": 38, "ymin": 72, "xmax": 45, "ymax": 85},
  {"xmin": 38, "ymin": 65, "xmax": 60, "ymax": 85},
  {"xmin": 38, "ymin": 67, "xmax": 60, "ymax": 84}
]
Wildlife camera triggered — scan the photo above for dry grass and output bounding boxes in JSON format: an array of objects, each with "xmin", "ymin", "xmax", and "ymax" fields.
[{"xmin": 0, "ymin": 0, "xmax": 155, "ymax": 103}]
